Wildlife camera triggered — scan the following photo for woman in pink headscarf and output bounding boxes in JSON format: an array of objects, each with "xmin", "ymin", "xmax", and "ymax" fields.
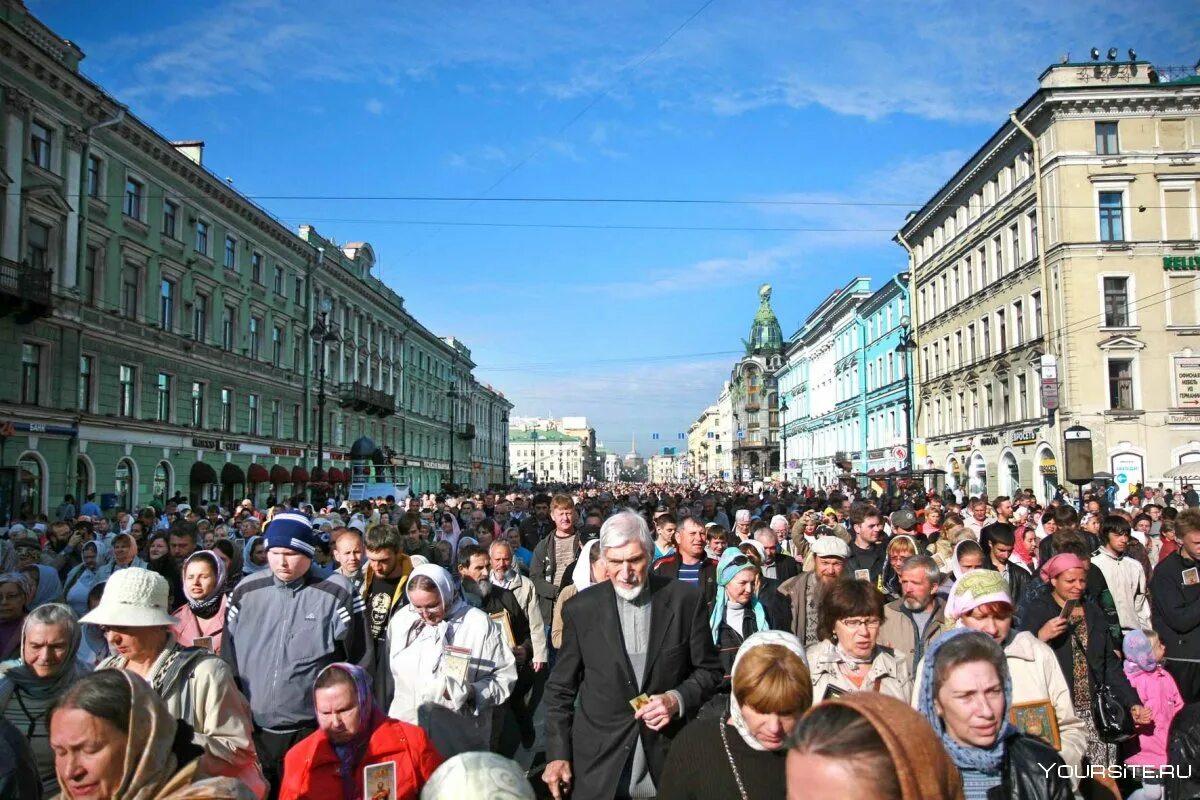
[{"xmin": 1017, "ymin": 553, "xmax": 1149, "ymax": 774}]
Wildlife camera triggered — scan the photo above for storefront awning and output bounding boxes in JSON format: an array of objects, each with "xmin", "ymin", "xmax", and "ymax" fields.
[
  {"xmin": 270, "ymin": 465, "xmax": 291, "ymax": 484},
  {"xmin": 220, "ymin": 463, "xmax": 245, "ymax": 485},
  {"xmin": 291, "ymin": 465, "xmax": 309, "ymax": 483},
  {"xmin": 311, "ymin": 466, "xmax": 326, "ymax": 482},
  {"xmin": 247, "ymin": 463, "xmax": 269, "ymax": 484},
  {"xmin": 327, "ymin": 468, "xmax": 346, "ymax": 484},
  {"xmin": 189, "ymin": 462, "xmax": 217, "ymax": 485}
]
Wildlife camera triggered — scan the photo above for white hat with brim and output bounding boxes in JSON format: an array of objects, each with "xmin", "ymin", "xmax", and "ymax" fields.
[{"xmin": 80, "ymin": 567, "xmax": 179, "ymax": 627}]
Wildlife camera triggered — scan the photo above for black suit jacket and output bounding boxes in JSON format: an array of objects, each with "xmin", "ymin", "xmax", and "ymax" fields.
[
  {"xmin": 770, "ymin": 556, "xmax": 801, "ymax": 583},
  {"xmin": 544, "ymin": 576, "xmax": 722, "ymax": 800}
]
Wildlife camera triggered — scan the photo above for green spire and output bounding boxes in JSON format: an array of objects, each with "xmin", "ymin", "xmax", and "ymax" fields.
[{"xmin": 744, "ymin": 283, "xmax": 783, "ymax": 355}]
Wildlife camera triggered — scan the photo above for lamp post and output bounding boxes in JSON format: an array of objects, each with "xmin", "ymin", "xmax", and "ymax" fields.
[
  {"xmin": 779, "ymin": 398, "xmax": 789, "ymax": 483},
  {"xmin": 447, "ymin": 382, "xmax": 458, "ymax": 492},
  {"xmin": 309, "ymin": 298, "xmax": 339, "ymax": 485},
  {"xmin": 896, "ymin": 315, "xmax": 917, "ymax": 477}
]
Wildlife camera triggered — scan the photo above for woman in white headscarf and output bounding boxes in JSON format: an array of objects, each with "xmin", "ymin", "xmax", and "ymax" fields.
[
  {"xmin": 386, "ymin": 564, "xmax": 517, "ymax": 758},
  {"xmin": 62, "ymin": 540, "xmax": 111, "ymax": 617},
  {"xmin": 551, "ymin": 539, "xmax": 607, "ymax": 649},
  {"xmin": 658, "ymin": 631, "xmax": 812, "ymax": 800}
]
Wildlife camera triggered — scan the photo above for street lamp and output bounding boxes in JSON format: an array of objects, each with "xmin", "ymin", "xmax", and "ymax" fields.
[
  {"xmin": 447, "ymin": 382, "xmax": 458, "ymax": 492},
  {"xmin": 895, "ymin": 315, "xmax": 917, "ymax": 477},
  {"xmin": 309, "ymin": 298, "xmax": 339, "ymax": 484}
]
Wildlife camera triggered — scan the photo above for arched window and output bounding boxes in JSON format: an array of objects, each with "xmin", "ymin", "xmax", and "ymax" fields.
[
  {"xmin": 154, "ymin": 461, "xmax": 172, "ymax": 504},
  {"xmin": 75, "ymin": 456, "xmax": 93, "ymax": 506},
  {"xmin": 17, "ymin": 451, "xmax": 47, "ymax": 517},
  {"xmin": 115, "ymin": 458, "xmax": 138, "ymax": 511}
]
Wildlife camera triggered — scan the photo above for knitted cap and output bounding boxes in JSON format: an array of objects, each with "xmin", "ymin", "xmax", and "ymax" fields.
[{"xmin": 263, "ymin": 512, "xmax": 319, "ymax": 558}]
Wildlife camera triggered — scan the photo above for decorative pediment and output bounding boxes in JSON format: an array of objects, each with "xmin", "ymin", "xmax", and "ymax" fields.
[
  {"xmin": 22, "ymin": 181, "xmax": 73, "ymax": 214},
  {"xmin": 1098, "ymin": 334, "xmax": 1145, "ymax": 351}
]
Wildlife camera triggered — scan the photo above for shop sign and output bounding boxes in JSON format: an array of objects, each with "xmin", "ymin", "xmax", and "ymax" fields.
[
  {"xmin": 1039, "ymin": 453, "xmax": 1058, "ymax": 476},
  {"xmin": 404, "ymin": 459, "xmax": 422, "ymax": 468},
  {"xmin": 1040, "ymin": 355, "xmax": 1059, "ymax": 411},
  {"xmin": 192, "ymin": 437, "xmax": 218, "ymax": 450},
  {"xmin": 1111, "ymin": 452, "xmax": 1144, "ymax": 503},
  {"xmin": 1163, "ymin": 255, "xmax": 1200, "ymax": 271},
  {"xmin": 1168, "ymin": 412, "xmax": 1200, "ymax": 425},
  {"xmin": 221, "ymin": 441, "xmax": 241, "ymax": 452},
  {"xmin": 979, "ymin": 435, "xmax": 1001, "ymax": 446},
  {"xmin": 4, "ymin": 420, "xmax": 78, "ymax": 436},
  {"xmin": 1011, "ymin": 427, "xmax": 1039, "ymax": 446},
  {"xmin": 270, "ymin": 446, "xmax": 302, "ymax": 457},
  {"xmin": 952, "ymin": 443, "xmax": 972, "ymax": 453},
  {"xmin": 1175, "ymin": 356, "xmax": 1200, "ymax": 408}
]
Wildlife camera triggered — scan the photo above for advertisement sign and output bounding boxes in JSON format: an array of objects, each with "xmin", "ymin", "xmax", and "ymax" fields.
[
  {"xmin": 1111, "ymin": 452, "xmax": 1144, "ymax": 503},
  {"xmin": 1175, "ymin": 356, "xmax": 1200, "ymax": 408}
]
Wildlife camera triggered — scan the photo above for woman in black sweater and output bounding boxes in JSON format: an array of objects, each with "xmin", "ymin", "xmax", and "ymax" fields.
[{"xmin": 659, "ymin": 631, "xmax": 811, "ymax": 800}]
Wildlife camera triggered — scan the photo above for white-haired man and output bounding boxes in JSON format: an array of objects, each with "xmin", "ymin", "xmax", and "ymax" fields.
[{"xmin": 543, "ymin": 511, "xmax": 721, "ymax": 800}]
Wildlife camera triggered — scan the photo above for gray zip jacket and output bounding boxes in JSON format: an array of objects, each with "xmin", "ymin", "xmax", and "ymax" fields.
[{"xmin": 223, "ymin": 569, "xmax": 366, "ymax": 730}]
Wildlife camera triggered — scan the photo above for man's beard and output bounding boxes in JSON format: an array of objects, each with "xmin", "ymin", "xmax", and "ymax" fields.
[
  {"xmin": 613, "ymin": 580, "xmax": 647, "ymax": 601},
  {"xmin": 463, "ymin": 577, "xmax": 492, "ymax": 599},
  {"xmin": 901, "ymin": 595, "xmax": 929, "ymax": 611}
]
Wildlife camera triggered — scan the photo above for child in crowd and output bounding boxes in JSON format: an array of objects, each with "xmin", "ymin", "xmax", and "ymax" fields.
[{"xmin": 1123, "ymin": 629, "xmax": 1185, "ymax": 800}]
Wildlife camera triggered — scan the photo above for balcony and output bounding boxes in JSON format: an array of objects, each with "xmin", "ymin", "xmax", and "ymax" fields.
[
  {"xmin": 338, "ymin": 382, "xmax": 395, "ymax": 417},
  {"xmin": 455, "ymin": 422, "xmax": 476, "ymax": 440},
  {"xmin": 0, "ymin": 258, "xmax": 53, "ymax": 322},
  {"xmin": 744, "ymin": 401, "xmax": 761, "ymax": 413}
]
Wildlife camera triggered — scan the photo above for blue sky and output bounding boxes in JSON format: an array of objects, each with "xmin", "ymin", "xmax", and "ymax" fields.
[{"xmin": 32, "ymin": 0, "xmax": 1198, "ymax": 456}]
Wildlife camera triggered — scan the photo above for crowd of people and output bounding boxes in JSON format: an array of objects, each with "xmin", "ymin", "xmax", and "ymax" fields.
[{"xmin": 0, "ymin": 480, "xmax": 1199, "ymax": 799}]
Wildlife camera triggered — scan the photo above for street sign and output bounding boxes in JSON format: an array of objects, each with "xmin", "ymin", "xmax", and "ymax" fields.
[
  {"xmin": 893, "ymin": 446, "xmax": 907, "ymax": 461},
  {"xmin": 1040, "ymin": 354, "xmax": 1059, "ymax": 410}
]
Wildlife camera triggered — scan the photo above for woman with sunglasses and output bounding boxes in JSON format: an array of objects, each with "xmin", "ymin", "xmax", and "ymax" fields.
[{"xmin": 807, "ymin": 577, "xmax": 912, "ymax": 702}]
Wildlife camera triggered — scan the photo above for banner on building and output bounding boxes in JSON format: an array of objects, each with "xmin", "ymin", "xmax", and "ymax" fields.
[{"xmin": 1175, "ymin": 356, "xmax": 1200, "ymax": 408}]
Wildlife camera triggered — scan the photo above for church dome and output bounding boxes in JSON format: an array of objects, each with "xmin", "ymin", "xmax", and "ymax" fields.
[{"xmin": 747, "ymin": 284, "xmax": 783, "ymax": 354}]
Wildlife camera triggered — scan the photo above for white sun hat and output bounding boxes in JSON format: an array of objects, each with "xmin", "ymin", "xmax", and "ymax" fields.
[{"xmin": 80, "ymin": 567, "xmax": 179, "ymax": 627}]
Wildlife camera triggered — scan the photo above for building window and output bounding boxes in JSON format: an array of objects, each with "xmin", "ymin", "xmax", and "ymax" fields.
[
  {"xmin": 996, "ymin": 309, "xmax": 1007, "ymax": 351},
  {"xmin": 193, "ymin": 293, "xmax": 208, "ymax": 342},
  {"xmin": 1095, "ymin": 121, "xmax": 1119, "ymax": 155},
  {"xmin": 26, "ymin": 221, "xmax": 50, "ymax": 271},
  {"xmin": 272, "ymin": 326, "xmax": 283, "ymax": 366},
  {"xmin": 159, "ymin": 279, "xmax": 174, "ymax": 331},
  {"xmin": 156, "ymin": 373, "xmax": 171, "ymax": 422},
  {"xmin": 249, "ymin": 316, "xmax": 261, "ymax": 359},
  {"xmin": 248, "ymin": 394, "xmax": 259, "ymax": 435},
  {"xmin": 1028, "ymin": 212, "xmax": 1038, "ymax": 259},
  {"xmin": 1099, "ymin": 192, "xmax": 1125, "ymax": 242},
  {"xmin": 270, "ymin": 399, "xmax": 281, "ymax": 438},
  {"xmin": 293, "ymin": 276, "xmax": 305, "ymax": 306},
  {"xmin": 30, "ymin": 121, "xmax": 52, "ymax": 169},
  {"xmin": 251, "ymin": 252, "xmax": 263, "ymax": 284},
  {"xmin": 222, "ymin": 305, "xmax": 236, "ymax": 351},
  {"xmin": 223, "ymin": 236, "xmax": 238, "ymax": 271},
  {"xmin": 292, "ymin": 404, "xmax": 301, "ymax": 441},
  {"xmin": 162, "ymin": 200, "xmax": 178, "ymax": 238},
  {"xmin": 993, "ymin": 235, "xmax": 1004, "ymax": 276},
  {"xmin": 273, "ymin": 265, "xmax": 284, "ymax": 295},
  {"xmin": 1009, "ymin": 223, "xmax": 1020, "ymax": 267},
  {"xmin": 118, "ymin": 364, "xmax": 136, "ymax": 418},
  {"xmin": 1107, "ymin": 359, "xmax": 1135, "ymax": 410},
  {"xmin": 79, "ymin": 355, "xmax": 93, "ymax": 411},
  {"xmin": 81, "ymin": 245, "xmax": 100, "ymax": 305},
  {"xmin": 1017, "ymin": 373, "xmax": 1028, "ymax": 418},
  {"xmin": 1032, "ymin": 291, "xmax": 1043, "ymax": 337},
  {"xmin": 981, "ymin": 318, "xmax": 991, "ymax": 356},
  {"xmin": 122, "ymin": 177, "xmax": 143, "ymax": 219},
  {"xmin": 121, "ymin": 266, "xmax": 139, "ymax": 320},
  {"xmin": 220, "ymin": 389, "xmax": 233, "ymax": 432},
  {"xmin": 1013, "ymin": 300, "xmax": 1024, "ymax": 345},
  {"xmin": 1103, "ymin": 277, "xmax": 1130, "ymax": 327},
  {"xmin": 20, "ymin": 344, "xmax": 41, "ymax": 404},
  {"xmin": 195, "ymin": 221, "xmax": 209, "ymax": 254},
  {"xmin": 190, "ymin": 382, "xmax": 205, "ymax": 427},
  {"xmin": 87, "ymin": 156, "xmax": 102, "ymax": 197}
]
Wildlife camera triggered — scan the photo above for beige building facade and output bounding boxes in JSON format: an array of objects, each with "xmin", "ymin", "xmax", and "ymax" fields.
[{"xmin": 899, "ymin": 58, "xmax": 1200, "ymax": 502}]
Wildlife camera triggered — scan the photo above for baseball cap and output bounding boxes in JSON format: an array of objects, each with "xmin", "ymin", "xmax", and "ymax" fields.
[{"xmin": 890, "ymin": 509, "xmax": 918, "ymax": 531}]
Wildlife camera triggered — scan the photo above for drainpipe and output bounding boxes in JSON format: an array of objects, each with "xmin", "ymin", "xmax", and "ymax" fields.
[
  {"xmin": 854, "ymin": 309, "xmax": 868, "ymax": 477},
  {"xmin": 890, "ymin": 271, "xmax": 915, "ymax": 477},
  {"xmin": 68, "ymin": 104, "xmax": 125, "ymax": 498}
]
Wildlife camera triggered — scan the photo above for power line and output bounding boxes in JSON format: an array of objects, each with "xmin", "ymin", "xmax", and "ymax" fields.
[{"xmin": 275, "ymin": 217, "xmax": 895, "ymax": 233}]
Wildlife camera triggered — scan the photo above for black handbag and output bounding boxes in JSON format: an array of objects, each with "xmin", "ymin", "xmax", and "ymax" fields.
[{"xmin": 1071, "ymin": 626, "xmax": 1135, "ymax": 743}]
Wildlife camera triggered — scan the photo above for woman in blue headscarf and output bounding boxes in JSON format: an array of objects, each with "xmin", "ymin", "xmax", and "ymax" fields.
[
  {"xmin": 700, "ymin": 548, "xmax": 780, "ymax": 719},
  {"xmin": 915, "ymin": 628, "xmax": 1073, "ymax": 800},
  {"xmin": 242, "ymin": 535, "xmax": 268, "ymax": 575},
  {"xmin": 278, "ymin": 663, "xmax": 443, "ymax": 800},
  {"xmin": 21, "ymin": 564, "xmax": 62, "ymax": 610}
]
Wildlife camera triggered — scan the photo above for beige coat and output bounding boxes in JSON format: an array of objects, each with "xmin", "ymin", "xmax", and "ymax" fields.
[
  {"xmin": 806, "ymin": 639, "xmax": 912, "ymax": 703},
  {"xmin": 876, "ymin": 597, "xmax": 950, "ymax": 671},
  {"xmin": 500, "ymin": 571, "xmax": 548, "ymax": 662},
  {"xmin": 912, "ymin": 630, "xmax": 1087, "ymax": 774},
  {"xmin": 551, "ymin": 584, "xmax": 578, "ymax": 650}
]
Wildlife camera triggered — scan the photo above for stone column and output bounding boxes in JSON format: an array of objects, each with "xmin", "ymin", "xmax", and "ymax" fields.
[
  {"xmin": 1, "ymin": 88, "xmax": 31, "ymax": 262},
  {"xmin": 62, "ymin": 125, "xmax": 85, "ymax": 290}
]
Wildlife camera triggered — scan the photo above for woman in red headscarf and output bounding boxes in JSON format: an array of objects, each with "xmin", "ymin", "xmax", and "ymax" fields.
[
  {"xmin": 1017, "ymin": 553, "xmax": 1149, "ymax": 774},
  {"xmin": 278, "ymin": 663, "xmax": 443, "ymax": 800}
]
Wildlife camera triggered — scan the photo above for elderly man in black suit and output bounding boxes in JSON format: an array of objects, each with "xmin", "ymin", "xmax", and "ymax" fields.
[{"xmin": 543, "ymin": 510, "xmax": 722, "ymax": 800}]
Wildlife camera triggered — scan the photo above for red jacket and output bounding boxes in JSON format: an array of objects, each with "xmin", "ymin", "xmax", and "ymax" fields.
[{"xmin": 278, "ymin": 718, "xmax": 443, "ymax": 800}]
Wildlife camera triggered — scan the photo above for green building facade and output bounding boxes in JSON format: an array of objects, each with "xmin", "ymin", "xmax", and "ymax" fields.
[{"xmin": 0, "ymin": 3, "xmax": 509, "ymax": 520}]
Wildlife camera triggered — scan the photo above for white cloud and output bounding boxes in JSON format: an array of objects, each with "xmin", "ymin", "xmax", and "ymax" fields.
[{"xmin": 364, "ymin": 98, "xmax": 384, "ymax": 115}]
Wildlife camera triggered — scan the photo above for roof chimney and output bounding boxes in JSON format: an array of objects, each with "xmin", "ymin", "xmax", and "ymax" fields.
[{"xmin": 171, "ymin": 140, "xmax": 204, "ymax": 166}]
